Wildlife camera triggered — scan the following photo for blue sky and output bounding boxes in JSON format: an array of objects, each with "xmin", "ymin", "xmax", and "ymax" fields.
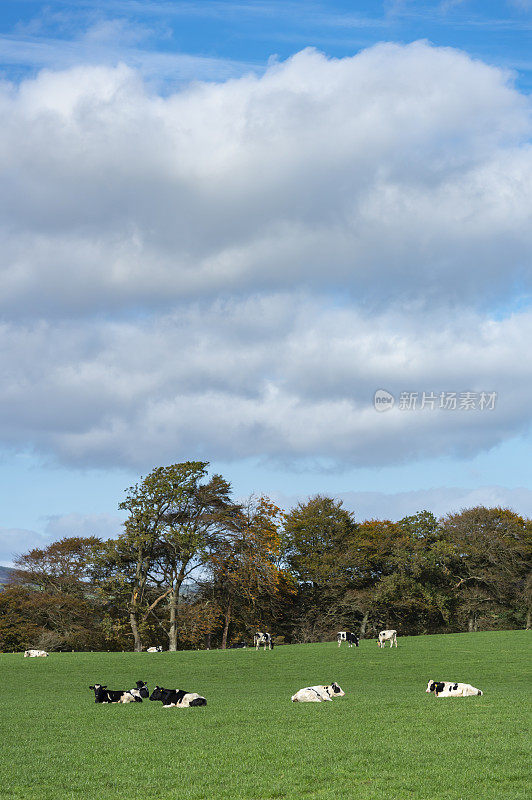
[{"xmin": 0, "ymin": 0, "xmax": 531, "ymax": 563}]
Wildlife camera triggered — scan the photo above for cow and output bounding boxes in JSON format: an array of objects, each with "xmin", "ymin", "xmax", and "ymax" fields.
[
  {"xmin": 89, "ymin": 684, "xmax": 142, "ymax": 704},
  {"xmin": 230, "ymin": 642, "xmax": 247, "ymax": 649},
  {"xmin": 291, "ymin": 683, "xmax": 345, "ymax": 702},
  {"xmin": 146, "ymin": 646, "xmax": 162, "ymax": 653},
  {"xmin": 377, "ymin": 630, "xmax": 397, "ymax": 648},
  {"xmin": 149, "ymin": 686, "xmax": 207, "ymax": 707},
  {"xmin": 426, "ymin": 680, "xmax": 483, "ymax": 698},
  {"xmin": 254, "ymin": 631, "xmax": 273, "ymax": 650},
  {"xmin": 337, "ymin": 631, "xmax": 359, "ymax": 648},
  {"xmin": 129, "ymin": 681, "xmax": 149, "ymax": 700},
  {"xmin": 24, "ymin": 649, "xmax": 48, "ymax": 657}
]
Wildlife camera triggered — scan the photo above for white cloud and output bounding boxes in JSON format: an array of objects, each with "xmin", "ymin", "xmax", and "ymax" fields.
[
  {"xmin": 273, "ymin": 485, "xmax": 532, "ymax": 521},
  {"xmin": 0, "ymin": 43, "xmax": 531, "ymax": 471},
  {"xmin": 0, "ymin": 528, "xmax": 49, "ymax": 565},
  {"xmin": 0, "ymin": 512, "xmax": 123, "ymax": 565},
  {"xmin": 0, "ymin": 43, "xmax": 531, "ymax": 317}
]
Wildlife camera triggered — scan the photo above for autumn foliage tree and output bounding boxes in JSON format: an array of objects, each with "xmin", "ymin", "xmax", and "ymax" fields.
[{"xmin": 208, "ymin": 496, "xmax": 291, "ymax": 648}]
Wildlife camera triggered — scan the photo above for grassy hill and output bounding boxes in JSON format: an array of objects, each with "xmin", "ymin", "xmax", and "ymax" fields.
[{"xmin": 0, "ymin": 631, "xmax": 529, "ymax": 799}]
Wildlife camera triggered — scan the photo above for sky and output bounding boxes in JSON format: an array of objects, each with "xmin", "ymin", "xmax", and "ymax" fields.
[{"xmin": 0, "ymin": 0, "xmax": 531, "ymax": 564}]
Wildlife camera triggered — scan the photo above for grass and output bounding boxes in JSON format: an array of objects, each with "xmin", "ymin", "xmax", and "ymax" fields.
[{"xmin": 0, "ymin": 630, "xmax": 530, "ymax": 800}]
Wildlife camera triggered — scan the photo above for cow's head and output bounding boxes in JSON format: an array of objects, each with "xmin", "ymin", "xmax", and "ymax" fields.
[
  {"xmin": 149, "ymin": 686, "xmax": 167, "ymax": 702},
  {"xmin": 426, "ymin": 680, "xmax": 445, "ymax": 694},
  {"xmin": 135, "ymin": 681, "xmax": 149, "ymax": 698},
  {"xmin": 330, "ymin": 682, "xmax": 345, "ymax": 697},
  {"xmin": 89, "ymin": 684, "xmax": 107, "ymax": 690}
]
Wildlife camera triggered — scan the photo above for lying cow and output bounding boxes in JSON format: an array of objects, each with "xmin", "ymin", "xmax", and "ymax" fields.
[
  {"xmin": 254, "ymin": 631, "xmax": 273, "ymax": 650},
  {"xmin": 149, "ymin": 686, "xmax": 207, "ymax": 707},
  {"xmin": 426, "ymin": 680, "xmax": 483, "ymax": 698},
  {"xmin": 337, "ymin": 631, "xmax": 359, "ymax": 648},
  {"xmin": 89, "ymin": 683, "xmax": 143, "ymax": 704},
  {"xmin": 129, "ymin": 680, "xmax": 149, "ymax": 700},
  {"xmin": 377, "ymin": 629, "xmax": 397, "ymax": 648},
  {"xmin": 24, "ymin": 649, "xmax": 48, "ymax": 658},
  {"xmin": 146, "ymin": 646, "xmax": 162, "ymax": 653},
  {"xmin": 291, "ymin": 683, "xmax": 345, "ymax": 702}
]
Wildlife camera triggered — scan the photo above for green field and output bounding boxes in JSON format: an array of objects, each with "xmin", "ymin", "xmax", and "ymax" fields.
[{"xmin": 1, "ymin": 631, "xmax": 530, "ymax": 800}]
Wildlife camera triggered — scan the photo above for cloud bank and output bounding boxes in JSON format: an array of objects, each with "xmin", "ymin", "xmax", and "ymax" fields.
[{"xmin": 1, "ymin": 42, "xmax": 531, "ymax": 470}]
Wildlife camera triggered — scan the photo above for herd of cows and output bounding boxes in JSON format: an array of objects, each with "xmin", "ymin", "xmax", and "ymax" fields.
[
  {"xmin": 23, "ymin": 627, "xmax": 484, "ymax": 703},
  {"xmin": 89, "ymin": 682, "xmax": 207, "ymax": 707}
]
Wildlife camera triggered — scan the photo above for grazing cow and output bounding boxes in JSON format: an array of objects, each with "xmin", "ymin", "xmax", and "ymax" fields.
[
  {"xmin": 377, "ymin": 630, "xmax": 397, "ymax": 648},
  {"xmin": 426, "ymin": 680, "xmax": 483, "ymax": 698},
  {"xmin": 146, "ymin": 646, "xmax": 162, "ymax": 653},
  {"xmin": 24, "ymin": 649, "xmax": 48, "ymax": 658},
  {"xmin": 89, "ymin": 684, "xmax": 141, "ymax": 704},
  {"xmin": 254, "ymin": 631, "xmax": 273, "ymax": 650},
  {"xmin": 291, "ymin": 683, "xmax": 345, "ymax": 702},
  {"xmin": 149, "ymin": 686, "xmax": 207, "ymax": 707},
  {"xmin": 337, "ymin": 631, "xmax": 359, "ymax": 648}
]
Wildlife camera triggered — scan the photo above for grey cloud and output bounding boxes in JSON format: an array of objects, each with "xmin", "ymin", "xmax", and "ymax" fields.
[{"xmin": 0, "ymin": 298, "xmax": 530, "ymax": 469}]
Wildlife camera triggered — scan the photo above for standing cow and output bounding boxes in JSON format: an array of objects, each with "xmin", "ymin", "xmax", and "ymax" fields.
[
  {"xmin": 254, "ymin": 632, "xmax": 273, "ymax": 650},
  {"xmin": 377, "ymin": 630, "xmax": 397, "ymax": 648},
  {"xmin": 337, "ymin": 631, "xmax": 359, "ymax": 648}
]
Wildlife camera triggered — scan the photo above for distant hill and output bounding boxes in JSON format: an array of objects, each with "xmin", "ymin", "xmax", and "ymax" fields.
[{"xmin": 0, "ymin": 565, "xmax": 14, "ymax": 589}]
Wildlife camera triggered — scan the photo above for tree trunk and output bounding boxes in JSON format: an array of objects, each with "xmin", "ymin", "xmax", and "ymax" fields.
[
  {"xmin": 359, "ymin": 611, "xmax": 369, "ymax": 638},
  {"xmin": 168, "ymin": 587, "xmax": 178, "ymax": 651},
  {"xmin": 526, "ymin": 608, "xmax": 531, "ymax": 630},
  {"xmin": 221, "ymin": 598, "xmax": 232, "ymax": 650},
  {"xmin": 129, "ymin": 610, "xmax": 142, "ymax": 652},
  {"xmin": 467, "ymin": 611, "xmax": 478, "ymax": 632}
]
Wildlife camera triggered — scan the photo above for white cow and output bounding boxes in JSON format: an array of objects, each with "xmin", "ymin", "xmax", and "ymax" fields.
[
  {"xmin": 146, "ymin": 646, "xmax": 162, "ymax": 653},
  {"xmin": 24, "ymin": 649, "xmax": 48, "ymax": 657},
  {"xmin": 426, "ymin": 680, "xmax": 483, "ymax": 697},
  {"xmin": 291, "ymin": 683, "xmax": 345, "ymax": 702},
  {"xmin": 377, "ymin": 630, "xmax": 397, "ymax": 648},
  {"xmin": 254, "ymin": 632, "xmax": 273, "ymax": 650}
]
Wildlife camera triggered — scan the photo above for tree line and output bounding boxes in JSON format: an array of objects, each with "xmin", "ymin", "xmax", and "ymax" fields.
[{"xmin": 1, "ymin": 461, "xmax": 530, "ymax": 652}]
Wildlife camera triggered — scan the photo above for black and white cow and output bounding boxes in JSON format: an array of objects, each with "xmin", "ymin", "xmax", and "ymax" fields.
[
  {"xmin": 337, "ymin": 631, "xmax": 359, "ymax": 648},
  {"xmin": 146, "ymin": 646, "xmax": 162, "ymax": 653},
  {"xmin": 426, "ymin": 680, "xmax": 483, "ymax": 697},
  {"xmin": 230, "ymin": 642, "xmax": 247, "ymax": 649},
  {"xmin": 377, "ymin": 629, "xmax": 397, "ymax": 648},
  {"xmin": 254, "ymin": 631, "xmax": 273, "ymax": 650},
  {"xmin": 291, "ymin": 683, "xmax": 345, "ymax": 702},
  {"xmin": 129, "ymin": 680, "xmax": 149, "ymax": 700},
  {"xmin": 149, "ymin": 686, "xmax": 207, "ymax": 707},
  {"xmin": 89, "ymin": 683, "xmax": 143, "ymax": 704},
  {"xmin": 24, "ymin": 649, "xmax": 48, "ymax": 657}
]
